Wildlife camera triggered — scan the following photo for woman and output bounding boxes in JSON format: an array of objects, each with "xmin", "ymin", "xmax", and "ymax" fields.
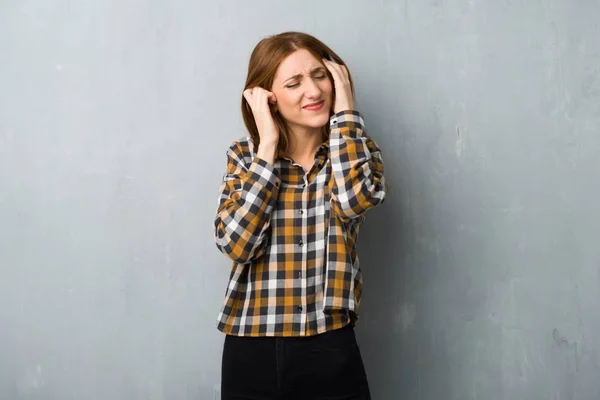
[{"xmin": 213, "ymin": 31, "xmax": 386, "ymax": 400}]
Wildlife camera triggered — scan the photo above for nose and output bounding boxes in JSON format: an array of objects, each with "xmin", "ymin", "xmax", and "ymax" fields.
[{"xmin": 304, "ymin": 77, "xmax": 322, "ymax": 99}]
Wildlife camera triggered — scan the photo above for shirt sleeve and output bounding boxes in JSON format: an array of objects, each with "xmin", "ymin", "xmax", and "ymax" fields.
[
  {"xmin": 213, "ymin": 140, "xmax": 281, "ymax": 263},
  {"xmin": 328, "ymin": 110, "xmax": 386, "ymax": 221}
]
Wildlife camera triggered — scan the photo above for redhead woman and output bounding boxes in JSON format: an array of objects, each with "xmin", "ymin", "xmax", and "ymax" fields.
[{"xmin": 213, "ymin": 31, "xmax": 386, "ymax": 400}]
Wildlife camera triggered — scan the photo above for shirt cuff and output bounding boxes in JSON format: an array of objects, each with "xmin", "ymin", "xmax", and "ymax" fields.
[
  {"xmin": 250, "ymin": 155, "xmax": 281, "ymax": 190},
  {"xmin": 329, "ymin": 110, "xmax": 366, "ymax": 136}
]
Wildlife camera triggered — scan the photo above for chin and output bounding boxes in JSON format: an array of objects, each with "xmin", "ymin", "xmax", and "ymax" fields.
[{"xmin": 302, "ymin": 112, "xmax": 330, "ymax": 128}]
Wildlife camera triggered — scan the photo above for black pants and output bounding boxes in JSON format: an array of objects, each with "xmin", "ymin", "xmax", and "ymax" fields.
[{"xmin": 221, "ymin": 323, "xmax": 371, "ymax": 400}]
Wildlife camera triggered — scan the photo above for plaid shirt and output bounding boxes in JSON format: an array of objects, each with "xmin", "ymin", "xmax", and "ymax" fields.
[{"xmin": 213, "ymin": 110, "xmax": 386, "ymax": 336}]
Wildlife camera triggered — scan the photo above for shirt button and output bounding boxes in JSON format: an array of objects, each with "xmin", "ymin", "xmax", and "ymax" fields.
[
  {"xmin": 299, "ymin": 210, "xmax": 304, "ymax": 214},
  {"xmin": 299, "ymin": 240, "xmax": 303, "ymax": 247},
  {"xmin": 297, "ymin": 271, "xmax": 302, "ymax": 279},
  {"xmin": 297, "ymin": 306, "xmax": 303, "ymax": 312}
]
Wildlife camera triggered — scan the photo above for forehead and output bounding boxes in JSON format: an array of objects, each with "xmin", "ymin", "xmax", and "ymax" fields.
[{"xmin": 275, "ymin": 49, "xmax": 323, "ymax": 80}]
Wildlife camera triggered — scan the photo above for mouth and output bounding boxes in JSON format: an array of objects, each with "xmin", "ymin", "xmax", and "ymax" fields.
[{"xmin": 303, "ymin": 100, "xmax": 325, "ymax": 111}]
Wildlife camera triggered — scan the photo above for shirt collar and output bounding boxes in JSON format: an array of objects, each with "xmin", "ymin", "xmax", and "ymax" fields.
[{"xmin": 277, "ymin": 140, "xmax": 330, "ymax": 161}]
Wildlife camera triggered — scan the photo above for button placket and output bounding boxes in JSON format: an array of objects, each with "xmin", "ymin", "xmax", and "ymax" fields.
[{"xmin": 296, "ymin": 174, "xmax": 308, "ymax": 320}]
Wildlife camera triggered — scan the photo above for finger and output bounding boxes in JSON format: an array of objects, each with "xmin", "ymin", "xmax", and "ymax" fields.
[
  {"xmin": 244, "ymin": 88, "xmax": 263, "ymax": 111},
  {"xmin": 323, "ymin": 58, "xmax": 343, "ymax": 75},
  {"xmin": 253, "ymin": 88, "xmax": 267, "ymax": 107},
  {"xmin": 255, "ymin": 88, "xmax": 267, "ymax": 104},
  {"xmin": 243, "ymin": 89, "xmax": 253, "ymax": 105},
  {"xmin": 332, "ymin": 62, "xmax": 348, "ymax": 80},
  {"xmin": 254, "ymin": 87, "xmax": 268, "ymax": 100},
  {"xmin": 323, "ymin": 57, "xmax": 340, "ymax": 68},
  {"xmin": 260, "ymin": 89, "xmax": 275, "ymax": 103},
  {"xmin": 341, "ymin": 65, "xmax": 350, "ymax": 80},
  {"xmin": 323, "ymin": 59, "xmax": 343, "ymax": 83},
  {"xmin": 255, "ymin": 90, "xmax": 274, "ymax": 112},
  {"xmin": 322, "ymin": 58, "xmax": 334, "ymax": 73}
]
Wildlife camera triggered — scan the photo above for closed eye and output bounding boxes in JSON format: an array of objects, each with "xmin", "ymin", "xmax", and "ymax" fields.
[
  {"xmin": 283, "ymin": 67, "xmax": 328, "ymax": 88},
  {"xmin": 286, "ymin": 74, "xmax": 328, "ymax": 89}
]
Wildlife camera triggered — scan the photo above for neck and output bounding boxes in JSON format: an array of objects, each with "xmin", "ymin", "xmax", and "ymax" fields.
[{"xmin": 286, "ymin": 125, "xmax": 323, "ymax": 160}]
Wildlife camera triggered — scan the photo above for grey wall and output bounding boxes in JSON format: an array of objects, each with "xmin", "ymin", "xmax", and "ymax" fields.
[{"xmin": 1, "ymin": 1, "xmax": 599, "ymax": 399}]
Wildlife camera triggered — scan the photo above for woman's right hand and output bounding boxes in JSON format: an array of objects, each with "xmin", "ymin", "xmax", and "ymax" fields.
[{"xmin": 243, "ymin": 87, "xmax": 279, "ymax": 145}]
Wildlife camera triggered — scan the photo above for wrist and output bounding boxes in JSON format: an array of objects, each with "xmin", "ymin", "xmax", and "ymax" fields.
[
  {"xmin": 334, "ymin": 103, "xmax": 354, "ymax": 113},
  {"xmin": 259, "ymin": 136, "xmax": 278, "ymax": 145},
  {"xmin": 257, "ymin": 140, "xmax": 278, "ymax": 164}
]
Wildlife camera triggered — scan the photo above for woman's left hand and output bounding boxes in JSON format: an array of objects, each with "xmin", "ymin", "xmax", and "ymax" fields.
[{"xmin": 323, "ymin": 58, "xmax": 354, "ymax": 113}]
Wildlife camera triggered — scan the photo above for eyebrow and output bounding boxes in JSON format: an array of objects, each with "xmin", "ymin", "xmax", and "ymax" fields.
[{"xmin": 283, "ymin": 67, "xmax": 327, "ymax": 84}]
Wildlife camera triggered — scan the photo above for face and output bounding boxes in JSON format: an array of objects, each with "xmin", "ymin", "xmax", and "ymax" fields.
[{"xmin": 271, "ymin": 48, "xmax": 333, "ymax": 134}]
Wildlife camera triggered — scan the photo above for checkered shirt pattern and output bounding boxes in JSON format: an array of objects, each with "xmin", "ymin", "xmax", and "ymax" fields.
[{"xmin": 214, "ymin": 110, "xmax": 386, "ymax": 336}]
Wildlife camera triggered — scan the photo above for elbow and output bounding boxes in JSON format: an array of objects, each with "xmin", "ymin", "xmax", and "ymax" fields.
[
  {"xmin": 214, "ymin": 222, "xmax": 263, "ymax": 264},
  {"xmin": 214, "ymin": 242, "xmax": 256, "ymax": 264},
  {"xmin": 330, "ymin": 197, "xmax": 363, "ymax": 220},
  {"xmin": 331, "ymin": 181, "xmax": 386, "ymax": 220}
]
